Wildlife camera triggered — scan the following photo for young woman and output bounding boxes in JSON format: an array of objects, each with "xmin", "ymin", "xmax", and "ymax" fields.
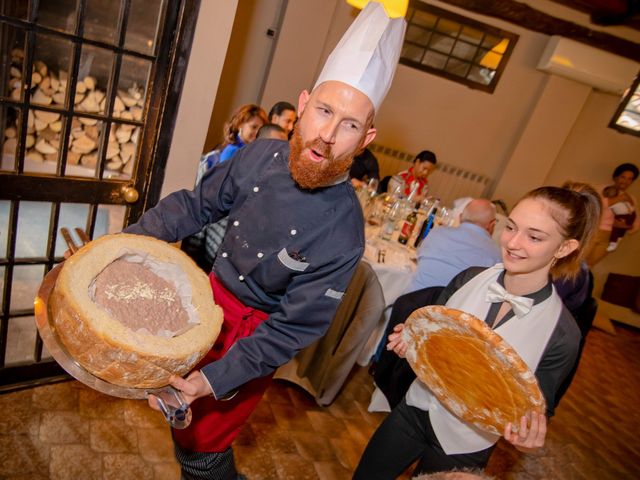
[
  {"xmin": 586, "ymin": 163, "xmax": 639, "ymax": 264},
  {"xmin": 354, "ymin": 186, "xmax": 601, "ymax": 479},
  {"xmin": 219, "ymin": 104, "xmax": 268, "ymax": 163}
]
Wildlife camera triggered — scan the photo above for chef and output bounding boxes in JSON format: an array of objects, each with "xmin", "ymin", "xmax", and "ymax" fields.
[{"xmin": 125, "ymin": 2, "xmax": 406, "ymax": 478}]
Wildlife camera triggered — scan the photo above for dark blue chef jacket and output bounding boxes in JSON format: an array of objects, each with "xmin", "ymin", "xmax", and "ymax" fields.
[{"xmin": 125, "ymin": 139, "xmax": 365, "ymax": 397}]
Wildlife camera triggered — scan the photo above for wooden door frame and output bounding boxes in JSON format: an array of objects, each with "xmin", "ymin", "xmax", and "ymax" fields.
[{"xmin": 0, "ymin": 0, "xmax": 201, "ymax": 392}]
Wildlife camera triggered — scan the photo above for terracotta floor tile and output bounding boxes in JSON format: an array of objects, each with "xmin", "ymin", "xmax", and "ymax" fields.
[
  {"xmin": 234, "ymin": 444, "xmax": 278, "ymax": 479},
  {"xmin": 272, "ymin": 452, "xmax": 319, "ymax": 480},
  {"xmin": 306, "ymin": 410, "xmax": 349, "ymax": 438},
  {"xmin": 1, "ymin": 327, "xmax": 639, "ymax": 478},
  {"xmin": 314, "ymin": 460, "xmax": 351, "ymax": 480},
  {"xmin": 249, "ymin": 422, "xmax": 298, "ymax": 455},
  {"xmin": 290, "ymin": 430, "xmax": 337, "ymax": 461},
  {"xmin": 271, "ymin": 402, "xmax": 315, "ymax": 432}
]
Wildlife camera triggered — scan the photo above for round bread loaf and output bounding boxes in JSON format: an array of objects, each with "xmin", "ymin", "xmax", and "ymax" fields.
[
  {"xmin": 402, "ymin": 305, "xmax": 545, "ymax": 435},
  {"xmin": 50, "ymin": 233, "xmax": 223, "ymax": 389}
]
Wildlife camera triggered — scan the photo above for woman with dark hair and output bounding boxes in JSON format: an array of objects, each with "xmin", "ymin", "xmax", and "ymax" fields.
[
  {"xmin": 268, "ymin": 101, "xmax": 297, "ymax": 135},
  {"xmin": 354, "ymin": 185, "xmax": 601, "ymax": 479},
  {"xmin": 586, "ymin": 162, "xmax": 639, "ymax": 266},
  {"xmin": 219, "ymin": 104, "xmax": 268, "ymax": 163}
]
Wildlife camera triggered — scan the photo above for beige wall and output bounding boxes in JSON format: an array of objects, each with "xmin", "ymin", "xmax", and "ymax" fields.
[
  {"xmin": 161, "ymin": 1, "xmax": 238, "ymax": 198},
  {"xmin": 260, "ymin": 0, "xmax": 340, "ymax": 112},
  {"xmin": 544, "ymin": 90, "xmax": 640, "ymax": 294},
  {"xmin": 314, "ymin": 1, "xmax": 559, "ymax": 184},
  {"xmin": 204, "ymin": 0, "xmax": 286, "ymax": 152},
  {"xmin": 204, "ymin": 0, "xmax": 342, "ymax": 151},
  {"xmin": 492, "ymin": 75, "xmax": 592, "ymax": 207},
  {"xmin": 545, "ymin": 92, "xmax": 640, "ymax": 188}
]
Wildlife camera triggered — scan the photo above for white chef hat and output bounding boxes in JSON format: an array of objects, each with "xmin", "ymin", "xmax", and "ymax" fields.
[{"xmin": 313, "ymin": 1, "xmax": 407, "ymax": 112}]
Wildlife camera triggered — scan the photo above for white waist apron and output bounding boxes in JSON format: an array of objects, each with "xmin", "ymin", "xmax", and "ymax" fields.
[{"xmin": 406, "ymin": 264, "xmax": 563, "ymax": 454}]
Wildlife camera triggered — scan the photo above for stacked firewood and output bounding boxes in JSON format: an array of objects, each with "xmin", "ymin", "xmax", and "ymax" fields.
[{"xmin": 3, "ymin": 49, "xmax": 142, "ymax": 175}]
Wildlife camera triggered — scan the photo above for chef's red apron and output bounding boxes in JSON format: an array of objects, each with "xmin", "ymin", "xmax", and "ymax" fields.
[{"xmin": 172, "ymin": 273, "xmax": 272, "ymax": 452}]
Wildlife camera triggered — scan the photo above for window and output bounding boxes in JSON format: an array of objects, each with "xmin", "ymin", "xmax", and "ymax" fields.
[
  {"xmin": 399, "ymin": 2, "xmax": 518, "ymax": 93},
  {"xmin": 609, "ymin": 72, "xmax": 640, "ymax": 137},
  {"xmin": 0, "ymin": 0, "xmax": 169, "ymax": 180}
]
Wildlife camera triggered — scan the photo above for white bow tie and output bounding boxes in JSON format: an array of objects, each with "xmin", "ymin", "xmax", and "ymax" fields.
[{"xmin": 486, "ymin": 281, "xmax": 534, "ymax": 318}]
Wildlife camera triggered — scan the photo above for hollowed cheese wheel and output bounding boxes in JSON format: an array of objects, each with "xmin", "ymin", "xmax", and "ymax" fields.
[
  {"xmin": 50, "ymin": 233, "xmax": 223, "ymax": 388},
  {"xmin": 403, "ymin": 305, "xmax": 545, "ymax": 435}
]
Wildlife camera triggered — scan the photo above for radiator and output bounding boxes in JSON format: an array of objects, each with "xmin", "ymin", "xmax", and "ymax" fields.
[{"xmin": 369, "ymin": 143, "xmax": 492, "ymax": 206}]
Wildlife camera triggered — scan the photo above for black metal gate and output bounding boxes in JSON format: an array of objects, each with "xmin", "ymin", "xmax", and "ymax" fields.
[{"xmin": 0, "ymin": 0, "xmax": 200, "ymax": 391}]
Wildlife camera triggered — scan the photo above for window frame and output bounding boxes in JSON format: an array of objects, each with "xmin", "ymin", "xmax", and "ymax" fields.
[
  {"xmin": 609, "ymin": 71, "xmax": 640, "ymax": 137},
  {"xmin": 399, "ymin": 1, "xmax": 519, "ymax": 93}
]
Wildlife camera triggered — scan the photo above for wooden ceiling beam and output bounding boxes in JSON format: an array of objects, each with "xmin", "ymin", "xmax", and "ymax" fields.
[{"xmin": 439, "ymin": 0, "xmax": 640, "ymax": 61}]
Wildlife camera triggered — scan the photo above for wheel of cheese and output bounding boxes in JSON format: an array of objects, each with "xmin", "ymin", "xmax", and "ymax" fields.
[
  {"xmin": 50, "ymin": 233, "xmax": 223, "ymax": 389},
  {"xmin": 402, "ymin": 305, "xmax": 545, "ymax": 435}
]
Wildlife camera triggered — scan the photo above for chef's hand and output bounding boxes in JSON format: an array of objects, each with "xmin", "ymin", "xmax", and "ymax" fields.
[
  {"xmin": 147, "ymin": 371, "xmax": 213, "ymax": 410},
  {"xmin": 387, "ymin": 323, "xmax": 408, "ymax": 358},
  {"xmin": 504, "ymin": 411, "xmax": 547, "ymax": 453}
]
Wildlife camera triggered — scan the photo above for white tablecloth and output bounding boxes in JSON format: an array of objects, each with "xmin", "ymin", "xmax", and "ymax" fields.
[{"xmin": 356, "ymin": 226, "xmax": 416, "ymax": 365}]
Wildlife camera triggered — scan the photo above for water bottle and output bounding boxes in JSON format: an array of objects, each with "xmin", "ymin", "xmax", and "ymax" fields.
[{"xmin": 380, "ymin": 197, "xmax": 403, "ymax": 241}]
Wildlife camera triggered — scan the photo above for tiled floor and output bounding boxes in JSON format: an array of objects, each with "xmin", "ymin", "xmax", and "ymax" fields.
[{"xmin": 0, "ymin": 323, "xmax": 638, "ymax": 479}]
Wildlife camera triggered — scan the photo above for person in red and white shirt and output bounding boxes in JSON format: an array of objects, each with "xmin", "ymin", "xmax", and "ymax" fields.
[{"xmin": 395, "ymin": 150, "xmax": 437, "ymax": 203}]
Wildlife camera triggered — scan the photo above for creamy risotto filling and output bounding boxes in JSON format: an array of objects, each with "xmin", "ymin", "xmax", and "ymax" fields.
[{"xmin": 91, "ymin": 255, "xmax": 196, "ymax": 338}]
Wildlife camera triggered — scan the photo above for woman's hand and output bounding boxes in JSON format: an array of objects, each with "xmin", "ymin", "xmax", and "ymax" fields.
[
  {"xmin": 386, "ymin": 323, "xmax": 408, "ymax": 358},
  {"xmin": 147, "ymin": 371, "xmax": 213, "ymax": 410},
  {"xmin": 504, "ymin": 411, "xmax": 547, "ymax": 453}
]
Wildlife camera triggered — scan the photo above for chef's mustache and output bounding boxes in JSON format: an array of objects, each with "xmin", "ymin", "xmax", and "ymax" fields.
[{"xmin": 304, "ymin": 137, "xmax": 333, "ymax": 161}]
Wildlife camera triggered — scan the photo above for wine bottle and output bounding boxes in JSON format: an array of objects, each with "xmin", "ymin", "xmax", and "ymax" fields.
[
  {"xmin": 398, "ymin": 208, "xmax": 417, "ymax": 245},
  {"xmin": 413, "ymin": 199, "xmax": 440, "ymax": 248}
]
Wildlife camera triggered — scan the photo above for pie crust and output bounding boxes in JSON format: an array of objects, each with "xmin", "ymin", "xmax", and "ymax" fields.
[
  {"xmin": 50, "ymin": 233, "xmax": 223, "ymax": 388},
  {"xmin": 402, "ymin": 305, "xmax": 545, "ymax": 435}
]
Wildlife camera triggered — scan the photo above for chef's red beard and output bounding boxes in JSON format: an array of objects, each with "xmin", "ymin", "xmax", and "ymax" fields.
[{"xmin": 288, "ymin": 128, "xmax": 359, "ymax": 190}]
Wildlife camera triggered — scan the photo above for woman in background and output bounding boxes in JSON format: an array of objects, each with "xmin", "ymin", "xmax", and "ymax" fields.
[
  {"xmin": 586, "ymin": 162, "xmax": 639, "ymax": 266},
  {"xmin": 219, "ymin": 104, "xmax": 268, "ymax": 163}
]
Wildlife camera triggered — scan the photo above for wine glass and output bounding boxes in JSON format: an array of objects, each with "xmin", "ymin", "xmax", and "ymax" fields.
[
  {"xmin": 419, "ymin": 197, "xmax": 434, "ymax": 216},
  {"xmin": 436, "ymin": 206, "xmax": 451, "ymax": 226},
  {"xmin": 367, "ymin": 177, "xmax": 379, "ymax": 196},
  {"xmin": 387, "ymin": 175, "xmax": 403, "ymax": 196}
]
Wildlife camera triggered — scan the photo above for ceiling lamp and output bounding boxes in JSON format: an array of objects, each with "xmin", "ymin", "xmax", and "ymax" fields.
[{"xmin": 346, "ymin": 0, "xmax": 409, "ymax": 18}]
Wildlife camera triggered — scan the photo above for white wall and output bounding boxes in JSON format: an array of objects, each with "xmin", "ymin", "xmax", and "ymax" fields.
[{"xmin": 160, "ymin": 1, "xmax": 238, "ymax": 198}]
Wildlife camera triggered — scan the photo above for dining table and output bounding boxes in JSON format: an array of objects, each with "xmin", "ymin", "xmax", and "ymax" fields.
[{"xmin": 355, "ymin": 223, "xmax": 417, "ymax": 366}]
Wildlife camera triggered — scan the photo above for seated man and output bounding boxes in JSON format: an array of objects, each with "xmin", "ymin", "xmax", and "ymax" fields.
[
  {"xmin": 406, "ymin": 198, "xmax": 501, "ymax": 293},
  {"xmin": 390, "ymin": 150, "xmax": 437, "ymax": 202},
  {"xmin": 257, "ymin": 123, "xmax": 288, "ymax": 141}
]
